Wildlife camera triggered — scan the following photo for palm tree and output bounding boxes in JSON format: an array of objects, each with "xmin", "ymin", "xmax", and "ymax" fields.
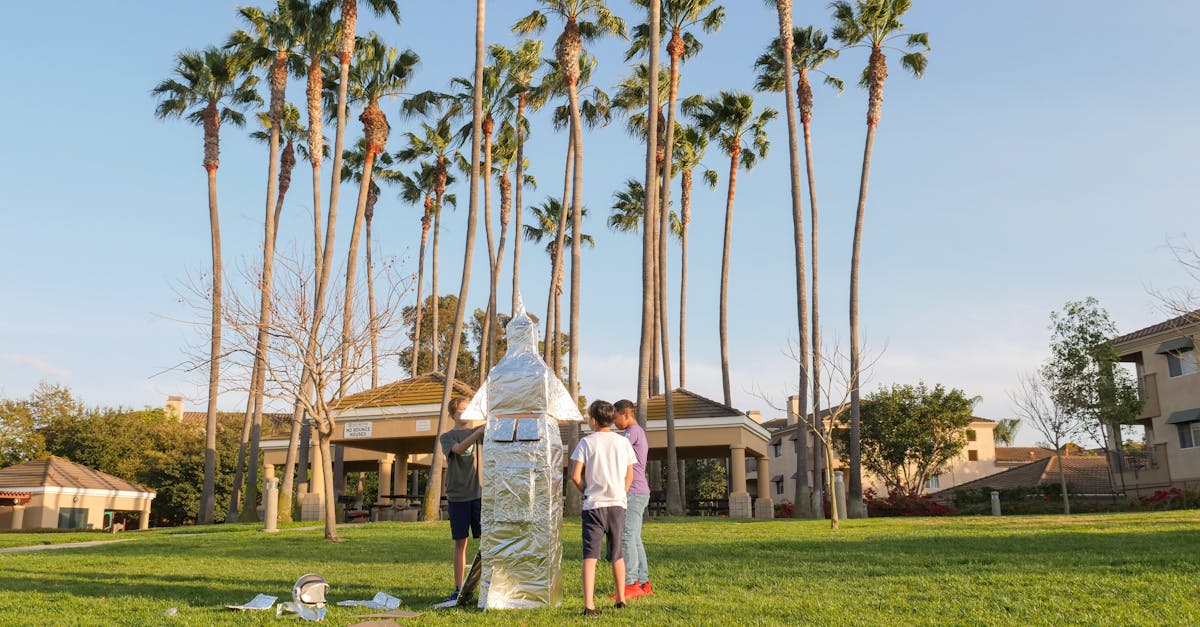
[
  {"xmin": 684, "ymin": 91, "xmax": 775, "ymax": 407},
  {"xmin": 327, "ymin": 0, "xmax": 400, "ymax": 292},
  {"xmin": 529, "ymin": 52, "xmax": 610, "ymax": 371},
  {"xmin": 393, "ymin": 161, "xmax": 453, "ymax": 376},
  {"xmin": 524, "ymin": 197, "xmax": 594, "ymax": 376},
  {"xmin": 514, "ymin": 0, "xmax": 626, "ymax": 414},
  {"xmin": 609, "ymin": 61, "xmax": 669, "ymax": 396},
  {"xmin": 235, "ymin": 105, "xmax": 309, "ymax": 522},
  {"xmin": 249, "ymin": 104, "xmax": 309, "ymax": 244},
  {"xmin": 425, "ymin": 0, "xmax": 487, "ymax": 524},
  {"xmin": 628, "ymin": 0, "xmax": 723, "ymax": 387},
  {"xmin": 755, "ymin": 22, "xmax": 842, "ymax": 519},
  {"xmin": 994, "ymin": 418, "xmax": 1021, "ymax": 447},
  {"xmin": 831, "ymin": 0, "xmax": 929, "ymax": 518},
  {"xmin": 152, "ymin": 47, "xmax": 260, "ymax": 524},
  {"xmin": 396, "ymin": 118, "xmax": 459, "ymax": 373},
  {"xmin": 485, "ymin": 124, "xmax": 536, "ymax": 372},
  {"xmin": 337, "ymin": 35, "xmax": 419, "ymax": 397},
  {"xmin": 227, "ymin": 0, "xmax": 312, "ymax": 523},
  {"xmin": 489, "ymin": 40, "xmax": 544, "ymax": 316},
  {"xmin": 670, "ymin": 125, "xmax": 716, "ymax": 389},
  {"xmin": 608, "ymin": 178, "xmax": 680, "ymax": 237},
  {"xmin": 343, "ymin": 141, "xmax": 399, "ymax": 388}
]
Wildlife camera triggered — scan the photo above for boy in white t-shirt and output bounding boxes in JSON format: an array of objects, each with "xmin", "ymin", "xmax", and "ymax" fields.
[{"xmin": 570, "ymin": 400, "xmax": 636, "ymax": 616}]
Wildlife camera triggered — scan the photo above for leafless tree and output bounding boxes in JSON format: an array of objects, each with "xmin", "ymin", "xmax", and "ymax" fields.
[
  {"xmin": 1010, "ymin": 371, "xmax": 1084, "ymax": 515},
  {"xmin": 758, "ymin": 340, "xmax": 879, "ymax": 529},
  {"xmin": 218, "ymin": 249, "xmax": 409, "ymax": 540}
]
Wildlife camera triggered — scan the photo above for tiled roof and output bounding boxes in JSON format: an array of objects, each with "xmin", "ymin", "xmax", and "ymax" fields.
[
  {"xmin": 182, "ymin": 411, "xmax": 290, "ymax": 427},
  {"xmin": 646, "ymin": 389, "xmax": 744, "ymax": 420},
  {"xmin": 331, "ymin": 372, "xmax": 476, "ymax": 410},
  {"xmin": 995, "ymin": 446, "xmax": 1055, "ymax": 463},
  {"xmin": 934, "ymin": 455, "xmax": 1113, "ymax": 495},
  {"xmin": 1113, "ymin": 310, "xmax": 1200, "ymax": 346},
  {"xmin": 760, "ymin": 417, "xmax": 788, "ymax": 431},
  {"xmin": 0, "ymin": 457, "xmax": 152, "ymax": 494}
]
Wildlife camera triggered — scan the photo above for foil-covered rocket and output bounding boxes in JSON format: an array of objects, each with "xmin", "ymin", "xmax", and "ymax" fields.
[{"xmin": 459, "ymin": 294, "xmax": 584, "ymax": 609}]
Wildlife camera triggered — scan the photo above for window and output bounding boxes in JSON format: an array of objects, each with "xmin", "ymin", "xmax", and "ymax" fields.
[
  {"xmin": 772, "ymin": 442, "xmax": 781, "ymax": 458},
  {"xmin": 966, "ymin": 429, "xmax": 977, "ymax": 442},
  {"xmin": 925, "ymin": 475, "xmax": 941, "ymax": 490},
  {"xmin": 775, "ymin": 481, "xmax": 784, "ymax": 496},
  {"xmin": 967, "ymin": 449, "xmax": 979, "ymax": 461},
  {"xmin": 58, "ymin": 507, "xmax": 88, "ymax": 529},
  {"xmin": 1167, "ymin": 350, "xmax": 1199, "ymax": 378},
  {"xmin": 1179, "ymin": 422, "xmax": 1200, "ymax": 449}
]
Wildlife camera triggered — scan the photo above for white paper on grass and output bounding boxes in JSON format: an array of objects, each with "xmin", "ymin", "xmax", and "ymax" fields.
[
  {"xmin": 336, "ymin": 592, "xmax": 402, "ymax": 610},
  {"xmin": 225, "ymin": 593, "xmax": 277, "ymax": 611}
]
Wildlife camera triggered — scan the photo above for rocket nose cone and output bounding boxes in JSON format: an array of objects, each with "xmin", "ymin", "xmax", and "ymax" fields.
[{"xmin": 505, "ymin": 291, "xmax": 539, "ymax": 355}]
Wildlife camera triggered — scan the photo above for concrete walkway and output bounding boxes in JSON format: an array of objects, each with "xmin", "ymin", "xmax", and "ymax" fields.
[
  {"xmin": 0, "ymin": 538, "xmax": 135, "ymax": 554},
  {"xmin": 0, "ymin": 522, "xmax": 361, "ymax": 553}
]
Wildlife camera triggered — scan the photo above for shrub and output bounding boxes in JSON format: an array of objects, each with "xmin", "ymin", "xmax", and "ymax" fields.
[
  {"xmin": 774, "ymin": 500, "xmax": 795, "ymax": 518},
  {"xmin": 1137, "ymin": 487, "xmax": 1200, "ymax": 511},
  {"xmin": 865, "ymin": 488, "xmax": 955, "ymax": 517}
]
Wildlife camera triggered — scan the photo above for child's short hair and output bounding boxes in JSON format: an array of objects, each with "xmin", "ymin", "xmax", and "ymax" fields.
[
  {"xmin": 613, "ymin": 399, "xmax": 635, "ymax": 415},
  {"xmin": 448, "ymin": 396, "xmax": 468, "ymax": 414},
  {"xmin": 588, "ymin": 400, "xmax": 616, "ymax": 427}
]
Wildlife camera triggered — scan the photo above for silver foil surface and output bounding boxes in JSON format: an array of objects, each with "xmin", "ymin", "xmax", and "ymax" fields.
[{"xmin": 460, "ymin": 295, "xmax": 583, "ymax": 609}]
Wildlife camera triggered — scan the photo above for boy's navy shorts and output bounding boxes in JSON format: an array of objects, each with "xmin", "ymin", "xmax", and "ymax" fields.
[
  {"xmin": 448, "ymin": 498, "xmax": 481, "ymax": 540},
  {"xmin": 581, "ymin": 505, "xmax": 625, "ymax": 562}
]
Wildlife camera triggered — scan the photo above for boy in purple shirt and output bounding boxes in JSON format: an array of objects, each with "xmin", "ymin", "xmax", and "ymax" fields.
[{"xmin": 613, "ymin": 399, "xmax": 652, "ymax": 599}]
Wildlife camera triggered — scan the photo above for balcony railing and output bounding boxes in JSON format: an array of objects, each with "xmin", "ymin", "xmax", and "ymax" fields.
[{"xmin": 1119, "ymin": 442, "xmax": 1171, "ymax": 488}]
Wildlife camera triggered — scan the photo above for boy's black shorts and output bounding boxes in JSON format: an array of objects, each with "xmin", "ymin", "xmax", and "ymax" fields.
[
  {"xmin": 581, "ymin": 505, "xmax": 626, "ymax": 562},
  {"xmin": 448, "ymin": 498, "xmax": 481, "ymax": 540}
]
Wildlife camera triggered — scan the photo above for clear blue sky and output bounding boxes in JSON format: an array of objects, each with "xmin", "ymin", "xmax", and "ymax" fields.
[{"xmin": 2, "ymin": 2, "xmax": 1197, "ymax": 447}]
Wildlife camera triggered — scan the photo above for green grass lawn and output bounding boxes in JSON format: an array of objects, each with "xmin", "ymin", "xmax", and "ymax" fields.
[{"xmin": 0, "ymin": 511, "xmax": 1197, "ymax": 625}]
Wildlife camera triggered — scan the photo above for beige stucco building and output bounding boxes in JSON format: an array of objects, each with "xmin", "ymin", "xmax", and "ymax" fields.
[
  {"xmin": 0, "ymin": 457, "xmax": 155, "ymax": 531},
  {"xmin": 1113, "ymin": 311, "xmax": 1200, "ymax": 493},
  {"xmin": 763, "ymin": 396, "xmax": 1005, "ymax": 505}
]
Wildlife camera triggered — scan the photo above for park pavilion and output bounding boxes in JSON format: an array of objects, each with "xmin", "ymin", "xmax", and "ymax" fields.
[{"xmin": 259, "ymin": 375, "xmax": 776, "ymax": 519}]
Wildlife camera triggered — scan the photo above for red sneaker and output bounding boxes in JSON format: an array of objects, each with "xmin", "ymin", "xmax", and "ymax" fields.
[
  {"xmin": 612, "ymin": 583, "xmax": 643, "ymax": 601},
  {"xmin": 640, "ymin": 581, "xmax": 654, "ymax": 596}
]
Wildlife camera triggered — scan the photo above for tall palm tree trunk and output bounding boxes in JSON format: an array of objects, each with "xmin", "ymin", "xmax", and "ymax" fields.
[
  {"xmin": 545, "ymin": 131, "xmax": 573, "ymax": 365},
  {"xmin": 718, "ymin": 146, "xmax": 740, "ymax": 407},
  {"xmin": 200, "ymin": 161, "xmax": 223, "ymax": 525},
  {"xmin": 230, "ymin": 372, "xmax": 255, "ymax": 520},
  {"xmin": 775, "ymin": 3, "xmax": 812, "ymax": 519},
  {"xmin": 425, "ymin": 0, "xmax": 486, "ymax": 523},
  {"xmin": 512, "ymin": 95, "xmax": 527, "ymax": 315},
  {"xmin": 366, "ymin": 201, "xmax": 379, "ymax": 388},
  {"xmin": 658, "ymin": 152, "xmax": 682, "ymax": 518},
  {"xmin": 411, "ymin": 204, "xmax": 431, "ymax": 375},
  {"xmin": 679, "ymin": 169, "xmax": 691, "ymax": 388},
  {"xmin": 565, "ymin": 80, "xmax": 586, "ymax": 519},
  {"xmin": 847, "ymin": 47, "xmax": 887, "ymax": 520},
  {"xmin": 341, "ymin": 147, "xmax": 379, "ymax": 395},
  {"xmin": 238, "ymin": 71, "xmax": 289, "ymax": 522},
  {"xmin": 489, "ymin": 172, "xmax": 511, "ymax": 369},
  {"xmin": 804, "ymin": 93, "xmax": 824, "ymax": 521},
  {"xmin": 431, "ymin": 189, "xmax": 444, "ymax": 372},
  {"xmin": 636, "ymin": 0, "xmax": 661, "ymax": 428},
  {"xmin": 847, "ymin": 123, "xmax": 875, "ymax": 519},
  {"xmin": 480, "ymin": 122, "xmax": 497, "ymax": 375}
]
